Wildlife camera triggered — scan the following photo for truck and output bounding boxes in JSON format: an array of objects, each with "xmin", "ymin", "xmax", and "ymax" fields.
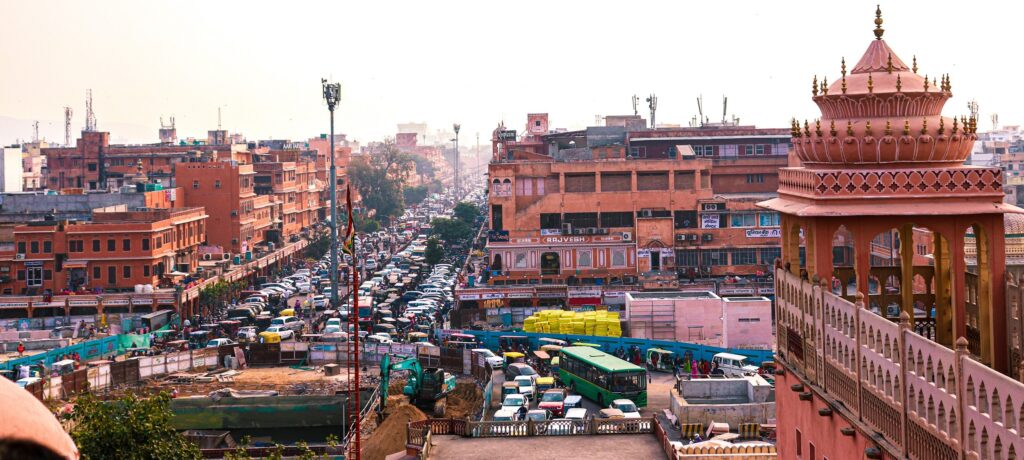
[{"xmin": 379, "ymin": 354, "xmax": 457, "ymax": 417}]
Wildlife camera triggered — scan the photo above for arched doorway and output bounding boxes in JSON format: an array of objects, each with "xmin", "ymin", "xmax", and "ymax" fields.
[{"xmin": 540, "ymin": 252, "xmax": 560, "ymax": 275}]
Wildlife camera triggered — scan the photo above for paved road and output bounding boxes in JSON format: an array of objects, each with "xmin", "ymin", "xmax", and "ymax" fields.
[{"xmin": 427, "ymin": 434, "xmax": 665, "ymax": 459}]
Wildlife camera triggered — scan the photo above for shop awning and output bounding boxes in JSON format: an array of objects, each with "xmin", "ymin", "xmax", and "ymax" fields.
[
  {"xmin": 568, "ymin": 297, "xmax": 601, "ymax": 306},
  {"xmin": 63, "ymin": 260, "xmax": 88, "ymax": 269}
]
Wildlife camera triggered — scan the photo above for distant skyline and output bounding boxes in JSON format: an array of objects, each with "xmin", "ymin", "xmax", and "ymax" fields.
[{"xmin": 2, "ymin": 0, "xmax": 1021, "ymax": 146}]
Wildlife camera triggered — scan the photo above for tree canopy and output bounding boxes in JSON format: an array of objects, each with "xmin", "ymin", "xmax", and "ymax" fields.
[
  {"xmin": 452, "ymin": 201, "xmax": 480, "ymax": 223},
  {"xmin": 430, "ymin": 217, "xmax": 472, "ymax": 244},
  {"xmin": 71, "ymin": 392, "xmax": 202, "ymax": 460},
  {"xmin": 348, "ymin": 139, "xmax": 414, "ymax": 224},
  {"xmin": 425, "ymin": 237, "xmax": 445, "ymax": 265},
  {"xmin": 402, "ymin": 185, "xmax": 429, "ymax": 206}
]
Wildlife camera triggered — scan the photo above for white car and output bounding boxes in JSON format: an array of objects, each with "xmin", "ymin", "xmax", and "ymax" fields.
[
  {"xmin": 270, "ymin": 316, "xmax": 303, "ymax": 332},
  {"xmin": 609, "ymin": 399, "xmax": 641, "ymax": 418},
  {"xmin": 207, "ymin": 338, "xmax": 236, "ymax": 348},
  {"xmin": 323, "ymin": 325, "xmax": 343, "ymax": 334},
  {"xmin": 294, "ymin": 282, "xmax": 312, "ymax": 294},
  {"xmin": 265, "ymin": 326, "xmax": 294, "ymax": 340},
  {"xmin": 326, "ymin": 318, "xmax": 343, "ymax": 328},
  {"xmin": 472, "ymin": 348, "xmax": 505, "ymax": 368},
  {"xmin": 500, "ymin": 393, "xmax": 527, "ymax": 415},
  {"xmin": 514, "ymin": 375, "xmax": 535, "ymax": 400},
  {"xmin": 365, "ymin": 333, "xmax": 393, "ymax": 344}
]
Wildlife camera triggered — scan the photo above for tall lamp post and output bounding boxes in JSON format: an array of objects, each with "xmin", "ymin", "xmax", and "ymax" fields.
[
  {"xmin": 322, "ymin": 79, "xmax": 341, "ymax": 309},
  {"xmin": 453, "ymin": 123, "xmax": 461, "ymax": 197}
]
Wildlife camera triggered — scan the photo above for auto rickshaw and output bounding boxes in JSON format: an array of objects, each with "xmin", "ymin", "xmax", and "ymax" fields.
[
  {"xmin": 218, "ymin": 320, "xmax": 241, "ymax": 338},
  {"xmin": 499, "ymin": 335, "xmax": 530, "ymax": 352},
  {"xmin": 52, "ymin": 359, "xmax": 77, "ymax": 376},
  {"xmin": 532, "ymin": 349, "xmax": 551, "ymax": 372},
  {"xmin": 645, "ymin": 348, "xmax": 676, "ymax": 372},
  {"xmin": 189, "ymin": 330, "xmax": 211, "ymax": 348},
  {"xmin": 501, "ymin": 381, "xmax": 520, "ymax": 399},
  {"xmin": 279, "ymin": 308, "xmax": 296, "ymax": 317},
  {"xmin": 258, "ymin": 331, "xmax": 282, "ymax": 344},
  {"xmin": 407, "ymin": 331, "xmax": 429, "ymax": 343},
  {"xmin": 538, "ymin": 338, "xmax": 568, "ymax": 347},
  {"xmin": 535, "ymin": 376, "xmax": 555, "ymax": 393},
  {"xmin": 572, "ymin": 342, "xmax": 600, "ymax": 348},
  {"xmin": 503, "ymin": 351, "xmax": 525, "ymax": 369},
  {"xmin": 551, "ymin": 356, "xmax": 560, "ymax": 377},
  {"xmin": 164, "ymin": 340, "xmax": 189, "ymax": 352},
  {"xmin": 540, "ymin": 344, "xmax": 562, "ymax": 356}
]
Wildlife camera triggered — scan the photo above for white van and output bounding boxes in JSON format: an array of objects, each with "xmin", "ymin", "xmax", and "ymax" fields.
[{"xmin": 712, "ymin": 352, "xmax": 760, "ymax": 376}]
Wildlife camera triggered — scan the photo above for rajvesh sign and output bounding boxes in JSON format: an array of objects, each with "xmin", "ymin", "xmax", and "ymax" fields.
[{"xmin": 745, "ymin": 229, "xmax": 781, "ymax": 238}]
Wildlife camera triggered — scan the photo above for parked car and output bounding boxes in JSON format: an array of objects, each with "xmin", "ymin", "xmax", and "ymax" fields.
[
  {"xmin": 264, "ymin": 326, "xmax": 294, "ymax": 340},
  {"xmin": 609, "ymin": 399, "xmax": 641, "ymax": 418},
  {"xmin": 500, "ymin": 393, "xmax": 528, "ymax": 415},
  {"xmin": 206, "ymin": 338, "xmax": 236, "ymax": 348},
  {"xmin": 270, "ymin": 316, "xmax": 303, "ymax": 332},
  {"xmin": 538, "ymin": 388, "xmax": 569, "ymax": 417},
  {"xmin": 525, "ymin": 409, "xmax": 551, "ymax": 422},
  {"xmin": 504, "ymin": 363, "xmax": 538, "ymax": 381},
  {"xmin": 472, "ymin": 348, "xmax": 505, "ymax": 368},
  {"xmin": 237, "ymin": 326, "xmax": 258, "ymax": 342},
  {"xmin": 514, "ymin": 375, "xmax": 536, "ymax": 400}
]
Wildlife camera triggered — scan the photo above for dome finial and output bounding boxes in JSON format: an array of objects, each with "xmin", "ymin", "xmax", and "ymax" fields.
[
  {"xmin": 812, "ymin": 75, "xmax": 819, "ymax": 96},
  {"xmin": 874, "ymin": 5, "xmax": 885, "ymax": 40},
  {"xmin": 912, "ymin": 55, "xmax": 918, "ymax": 73}
]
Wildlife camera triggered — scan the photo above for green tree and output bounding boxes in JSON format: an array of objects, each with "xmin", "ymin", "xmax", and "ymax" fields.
[
  {"xmin": 431, "ymin": 217, "xmax": 472, "ymax": 244},
  {"xmin": 355, "ymin": 215, "xmax": 380, "ymax": 233},
  {"xmin": 452, "ymin": 201, "xmax": 480, "ymax": 223},
  {"xmin": 402, "ymin": 185, "xmax": 429, "ymax": 206},
  {"xmin": 71, "ymin": 392, "xmax": 202, "ymax": 460},
  {"xmin": 348, "ymin": 139, "xmax": 414, "ymax": 224},
  {"xmin": 425, "ymin": 237, "xmax": 445, "ymax": 265}
]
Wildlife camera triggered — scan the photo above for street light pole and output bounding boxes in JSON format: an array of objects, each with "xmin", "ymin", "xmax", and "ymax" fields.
[
  {"xmin": 453, "ymin": 123, "xmax": 461, "ymax": 198},
  {"xmin": 322, "ymin": 79, "xmax": 341, "ymax": 309}
]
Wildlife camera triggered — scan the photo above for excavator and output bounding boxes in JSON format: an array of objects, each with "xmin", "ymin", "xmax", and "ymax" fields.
[{"xmin": 379, "ymin": 354, "xmax": 457, "ymax": 417}]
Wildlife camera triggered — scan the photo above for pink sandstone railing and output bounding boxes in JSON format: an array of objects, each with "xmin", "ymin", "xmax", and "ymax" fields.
[{"xmin": 776, "ymin": 266, "xmax": 1024, "ymax": 460}]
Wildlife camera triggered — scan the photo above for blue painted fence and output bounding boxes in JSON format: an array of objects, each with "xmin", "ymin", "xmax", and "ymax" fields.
[
  {"xmin": 458, "ymin": 330, "xmax": 775, "ymax": 366},
  {"xmin": 1, "ymin": 335, "xmax": 119, "ymax": 371}
]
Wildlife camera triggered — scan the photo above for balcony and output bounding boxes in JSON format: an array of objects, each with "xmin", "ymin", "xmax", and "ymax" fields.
[{"xmin": 775, "ymin": 266, "xmax": 1024, "ymax": 460}]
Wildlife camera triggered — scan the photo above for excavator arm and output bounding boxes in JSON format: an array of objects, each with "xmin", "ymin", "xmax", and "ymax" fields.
[{"xmin": 378, "ymin": 354, "xmax": 423, "ymax": 414}]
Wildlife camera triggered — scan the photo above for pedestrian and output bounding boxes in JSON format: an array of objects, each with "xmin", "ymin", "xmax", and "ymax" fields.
[
  {"xmin": 691, "ymin": 360, "xmax": 699, "ymax": 378},
  {"xmin": 16, "ymin": 342, "xmax": 25, "ymax": 357}
]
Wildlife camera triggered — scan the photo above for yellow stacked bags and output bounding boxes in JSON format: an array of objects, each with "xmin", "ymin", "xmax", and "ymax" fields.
[{"xmin": 521, "ymin": 309, "xmax": 622, "ymax": 337}]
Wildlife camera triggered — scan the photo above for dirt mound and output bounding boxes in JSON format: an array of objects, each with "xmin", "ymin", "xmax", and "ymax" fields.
[
  {"xmin": 445, "ymin": 380, "xmax": 483, "ymax": 420},
  {"xmin": 362, "ymin": 402, "xmax": 427, "ymax": 460}
]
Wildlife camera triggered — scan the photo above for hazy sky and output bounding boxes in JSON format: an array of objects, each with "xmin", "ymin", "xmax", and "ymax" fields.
[{"xmin": 1, "ymin": 0, "xmax": 1020, "ymax": 146}]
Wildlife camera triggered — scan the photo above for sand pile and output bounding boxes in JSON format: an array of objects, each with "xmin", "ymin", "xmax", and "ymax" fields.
[
  {"xmin": 445, "ymin": 381, "xmax": 483, "ymax": 420},
  {"xmin": 362, "ymin": 402, "xmax": 427, "ymax": 460}
]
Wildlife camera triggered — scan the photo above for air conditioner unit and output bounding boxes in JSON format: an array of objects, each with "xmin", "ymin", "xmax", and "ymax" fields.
[
  {"xmin": 561, "ymin": 223, "xmax": 573, "ymax": 234},
  {"xmin": 587, "ymin": 228, "xmax": 597, "ymax": 235},
  {"xmin": 202, "ymin": 254, "xmax": 212, "ymax": 261},
  {"xmin": 676, "ymin": 234, "xmax": 687, "ymax": 242},
  {"xmin": 598, "ymin": 228, "xmax": 609, "ymax": 235},
  {"xmin": 688, "ymin": 234, "xmax": 699, "ymax": 242},
  {"xmin": 573, "ymin": 228, "xmax": 584, "ymax": 235},
  {"xmin": 702, "ymin": 233, "xmax": 714, "ymax": 242},
  {"xmin": 223, "ymin": 253, "xmax": 232, "ymax": 260},
  {"xmin": 621, "ymin": 232, "xmax": 633, "ymax": 241},
  {"xmin": 14, "ymin": 254, "xmax": 24, "ymax": 260},
  {"xmin": 641, "ymin": 209, "xmax": 653, "ymax": 218}
]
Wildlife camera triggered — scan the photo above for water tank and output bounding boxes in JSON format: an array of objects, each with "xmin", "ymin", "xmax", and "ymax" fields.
[
  {"xmin": 134, "ymin": 284, "xmax": 143, "ymax": 293},
  {"xmin": 142, "ymin": 284, "xmax": 154, "ymax": 293}
]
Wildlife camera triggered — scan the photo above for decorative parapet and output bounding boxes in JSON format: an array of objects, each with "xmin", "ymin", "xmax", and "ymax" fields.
[
  {"xmin": 775, "ymin": 266, "xmax": 1024, "ymax": 459},
  {"xmin": 778, "ymin": 167, "xmax": 1003, "ymax": 199}
]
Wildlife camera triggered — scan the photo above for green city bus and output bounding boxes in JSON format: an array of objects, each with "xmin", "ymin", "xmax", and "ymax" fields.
[{"xmin": 558, "ymin": 346, "xmax": 647, "ymax": 408}]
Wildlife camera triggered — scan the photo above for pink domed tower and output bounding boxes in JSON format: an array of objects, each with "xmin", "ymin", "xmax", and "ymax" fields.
[{"xmin": 761, "ymin": 6, "xmax": 1019, "ymax": 369}]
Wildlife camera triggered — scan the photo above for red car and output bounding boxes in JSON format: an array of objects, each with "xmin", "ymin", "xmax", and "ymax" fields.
[{"xmin": 538, "ymin": 389, "xmax": 569, "ymax": 417}]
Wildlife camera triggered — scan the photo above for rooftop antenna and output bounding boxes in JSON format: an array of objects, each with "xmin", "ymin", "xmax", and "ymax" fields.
[
  {"xmin": 84, "ymin": 89, "xmax": 96, "ymax": 132},
  {"xmin": 696, "ymin": 95, "xmax": 704, "ymax": 127},
  {"xmin": 646, "ymin": 93, "xmax": 657, "ymax": 129},
  {"xmin": 722, "ymin": 95, "xmax": 728, "ymax": 124},
  {"xmin": 32, "ymin": 121, "xmax": 39, "ymax": 143},
  {"xmin": 63, "ymin": 107, "xmax": 73, "ymax": 146},
  {"xmin": 218, "ymin": 107, "xmax": 222, "ymax": 130},
  {"xmin": 992, "ymin": 113, "xmax": 999, "ymax": 131},
  {"xmin": 967, "ymin": 99, "xmax": 979, "ymax": 120},
  {"xmin": 632, "ymin": 94, "xmax": 639, "ymax": 117}
]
